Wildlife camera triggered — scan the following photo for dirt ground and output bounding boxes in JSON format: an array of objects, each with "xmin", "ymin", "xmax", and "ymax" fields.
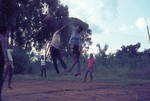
[{"xmin": 2, "ymin": 80, "xmax": 150, "ymax": 101}]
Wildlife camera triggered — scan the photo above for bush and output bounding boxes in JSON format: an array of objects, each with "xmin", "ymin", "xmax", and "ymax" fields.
[{"xmin": 13, "ymin": 47, "xmax": 39, "ymax": 74}]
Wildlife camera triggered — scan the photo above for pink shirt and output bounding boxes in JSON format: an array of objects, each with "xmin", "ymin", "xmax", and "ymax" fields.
[{"xmin": 87, "ymin": 58, "xmax": 96, "ymax": 69}]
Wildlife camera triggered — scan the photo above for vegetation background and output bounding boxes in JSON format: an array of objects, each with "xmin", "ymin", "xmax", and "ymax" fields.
[{"xmin": 1, "ymin": 0, "xmax": 150, "ymax": 85}]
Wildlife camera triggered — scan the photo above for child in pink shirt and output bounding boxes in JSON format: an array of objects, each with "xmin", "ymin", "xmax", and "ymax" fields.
[{"xmin": 83, "ymin": 53, "xmax": 96, "ymax": 82}]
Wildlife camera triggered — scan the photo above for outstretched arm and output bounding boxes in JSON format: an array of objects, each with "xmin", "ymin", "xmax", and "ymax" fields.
[{"xmin": 56, "ymin": 24, "xmax": 68, "ymax": 34}]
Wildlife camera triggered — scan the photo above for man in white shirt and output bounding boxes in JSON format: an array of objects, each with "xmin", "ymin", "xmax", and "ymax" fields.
[
  {"xmin": 50, "ymin": 25, "xmax": 68, "ymax": 74},
  {"xmin": 3, "ymin": 43, "xmax": 15, "ymax": 89},
  {"xmin": 40, "ymin": 55, "xmax": 47, "ymax": 78}
]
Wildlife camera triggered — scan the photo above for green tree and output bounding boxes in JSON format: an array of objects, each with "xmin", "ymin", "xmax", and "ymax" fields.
[
  {"xmin": 116, "ymin": 42, "xmax": 141, "ymax": 58},
  {"xmin": 96, "ymin": 44, "xmax": 108, "ymax": 57},
  {"xmin": 0, "ymin": 0, "xmax": 93, "ymax": 72}
]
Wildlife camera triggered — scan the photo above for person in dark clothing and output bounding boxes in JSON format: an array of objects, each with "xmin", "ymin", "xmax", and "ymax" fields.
[
  {"xmin": 0, "ymin": 25, "xmax": 8, "ymax": 101},
  {"xmin": 50, "ymin": 25, "xmax": 67, "ymax": 74}
]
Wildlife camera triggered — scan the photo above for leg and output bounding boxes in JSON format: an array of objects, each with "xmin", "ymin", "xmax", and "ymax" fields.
[
  {"xmin": 90, "ymin": 71, "xmax": 93, "ymax": 82},
  {"xmin": 52, "ymin": 57, "xmax": 59, "ymax": 73},
  {"xmin": 67, "ymin": 54, "xmax": 78, "ymax": 72},
  {"xmin": 67, "ymin": 45, "xmax": 79, "ymax": 72},
  {"xmin": 0, "ymin": 69, "xmax": 4, "ymax": 101},
  {"xmin": 8, "ymin": 65, "xmax": 13, "ymax": 89},
  {"xmin": 10, "ymin": 61, "xmax": 14, "ymax": 70},
  {"xmin": 0, "ymin": 58, "xmax": 4, "ymax": 101},
  {"xmin": 41, "ymin": 68, "xmax": 43, "ymax": 78},
  {"xmin": 83, "ymin": 70, "xmax": 89, "ymax": 82},
  {"xmin": 0, "ymin": 69, "xmax": 3, "ymax": 101},
  {"xmin": 50, "ymin": 47, "xmax": 59, "ymax": 74},
  {"xmin": 3, "ymin": 65, "xmax": 8, "ymax": 82},
  {"xmin": 57, "ymin": 52, "xmax": 67, "ymax": 70},
  {"xmin": 76, "ymin": 54, "xmax": 81, "ymax": 73},
  {"xmin": 74, "ymin": 54, "xmax": 81, "ymax": 76},
  {"xmin": 3, "ymin": 72, "xmax": 7, "ymax": 82},
  {"xmin": 43, "ymin": 67, "xmax": 47, "ymax": 78}
]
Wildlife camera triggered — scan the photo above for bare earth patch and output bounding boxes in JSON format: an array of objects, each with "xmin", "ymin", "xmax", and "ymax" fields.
[{"xmin": 2, "ymin": 80, "xmax": 150, "ymax": 101}]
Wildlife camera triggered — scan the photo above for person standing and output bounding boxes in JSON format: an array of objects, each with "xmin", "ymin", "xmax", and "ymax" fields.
[
  {"xmin": 40, "ymin": 55, "xmax": 47, "ymax": 78},
  {"xmin": 3, "ymin": 43, "xmax": 16, "ymax": 89},
  {"xmin": 50, "ymin": 25, "xmax": 67, "ymax": 74},
  {"xmin": 0, "ymin": 26, "xmax": 8, "ymax": 101},
  {"xmin": 83, "ymin": 53, "xmax": 96, "ymax": 82},
  {"xmin": 67, "ymin": 25, "xmax": 83, "ymax": 76}
]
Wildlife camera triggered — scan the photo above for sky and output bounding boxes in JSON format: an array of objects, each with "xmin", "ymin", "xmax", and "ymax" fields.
[{"xmin": 60, "ymin": 0, "xmax": 150, "ymax": 54}]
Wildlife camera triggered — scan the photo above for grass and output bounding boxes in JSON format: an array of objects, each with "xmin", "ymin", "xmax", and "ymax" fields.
[
  {"xmin": 12, "ymin": 66, "xmax": 150, "ymax": 86},
  {"xmin": 93, "ymin": 67, "xmax": 150, "ymax": 85}
]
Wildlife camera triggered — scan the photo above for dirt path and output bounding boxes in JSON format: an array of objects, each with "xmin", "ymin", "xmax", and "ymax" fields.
[{"xmin": 2, "ymin": 80, "xmax": 150, "ymax": 101}]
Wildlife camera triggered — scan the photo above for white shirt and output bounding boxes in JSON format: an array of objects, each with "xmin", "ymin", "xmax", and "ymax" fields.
[
  {"xmin": 7, "ymin": 49, "xmax": 13, "ymax": 61},
  {"xmin": 51, "ymin": 31, "xmax": 60, "ymax": 49},
  {"xmin": 41, "ymin": 59, "xmax": 46, "ymax": 66}
]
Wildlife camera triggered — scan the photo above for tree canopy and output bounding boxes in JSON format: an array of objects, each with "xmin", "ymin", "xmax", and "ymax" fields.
[{"xmin": 0, "ymin": 0, "xmax": 92, "ymax": 55}]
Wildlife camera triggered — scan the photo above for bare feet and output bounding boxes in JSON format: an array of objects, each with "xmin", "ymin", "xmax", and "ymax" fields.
[
  {"xmin": 66, "ymin": 69, "xmax": 71, "ymax": 72},
  {"xmin": 74, "ymin": 73, "xmax": 80, "ymax": 76},
  {"xmin": 64, "ymin": 68, "xmax": 68, "ymax": 72},
  {"xmin": 8, "ymin": 86, "xmax": 13, "ymax": 89}
]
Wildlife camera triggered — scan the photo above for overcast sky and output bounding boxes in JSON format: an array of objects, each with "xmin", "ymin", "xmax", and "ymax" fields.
[{"xmin": 60, "ymin": 0, "xmax": 150, "ymax": 53}]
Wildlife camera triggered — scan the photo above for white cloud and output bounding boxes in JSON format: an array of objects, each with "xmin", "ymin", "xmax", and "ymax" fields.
[
  {"xmin": 60, "ymin": 0, "xmax": 118, "ymax": 34},
  {"xmin": 60, "ymin": 0, "xmax": 150, "ymax": 53},
  {"xmin": 119, "ymin": 24, "xmax": 134, "ymax": 31},
  {"xmin": 135, "ymin": 18, "xmax": 146, "ymax": 29}
]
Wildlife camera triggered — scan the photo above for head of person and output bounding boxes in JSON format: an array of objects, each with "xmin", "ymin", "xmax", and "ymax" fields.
[
  {"xmin": 76, "ymin": 25, "xmax": 83, "ymax": 33},
  {"xmin": 90, "ymin": 53, "xmax": 93, "ymax": 58}
]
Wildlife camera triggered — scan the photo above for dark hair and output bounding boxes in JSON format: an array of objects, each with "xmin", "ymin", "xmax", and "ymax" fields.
[
  {"xmin": 0, "ymin": 25, "xmax": 8, "ymax": 34},
  {"xmin": 90, "ymin": 53, "xmax": 93, "ymax": 58}
]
